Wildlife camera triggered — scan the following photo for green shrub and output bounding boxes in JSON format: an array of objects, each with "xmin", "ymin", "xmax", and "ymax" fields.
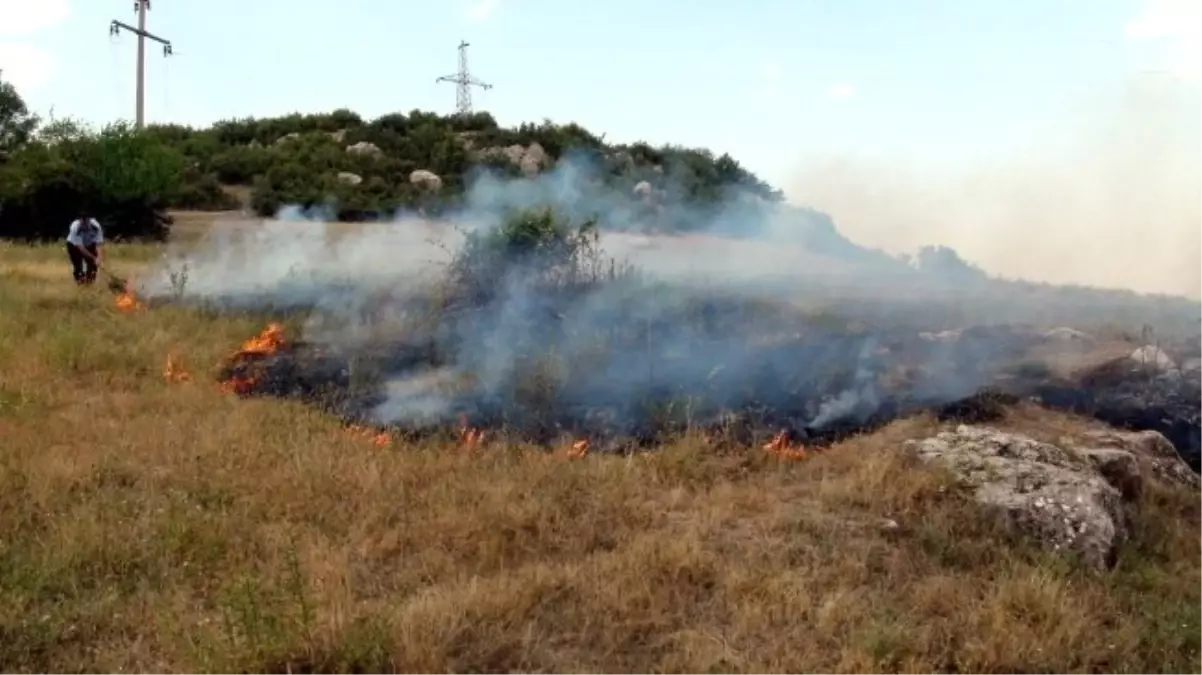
[
  {"xmin": 210, "ymin": 146, "xmax": 274, "ymax": 185},
  {"xmin": 174, "ymin": 173, "xmax": 242, "ymax": 211},
  {"xmin": 0, "ymin": 117, "xmax": 184, "ymax": 241},
  {"xmin": 447, "ymin": 207, "xmax": 633, "ymax": 306}
]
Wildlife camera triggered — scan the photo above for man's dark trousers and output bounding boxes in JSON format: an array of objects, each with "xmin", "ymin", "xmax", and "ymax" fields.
[{"xmin": 67, "ymin": 243, "xmax": 99, "ymax": 285}]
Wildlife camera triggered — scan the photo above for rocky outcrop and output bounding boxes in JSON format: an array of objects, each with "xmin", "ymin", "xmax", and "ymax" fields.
[
  {"xmin": 1031, "ymin": 355, "xmax": 1201, "ymax": 472},
  {"xmin": 904, "ymin": 425, "xmax": 1197, "ymax": 570},
  {"xmin": 409, "ymin": 169, "xmax": 443, "ymax": 193},
  {"xmin": 519, "ymin": 143, "xmax": 547, "ymax": 177},
  {"xmin": 919, "ymin": 329, "xmax": 963, "ymax": 343},
  {"xmin": 337, "ymin": 172, "xmax": 363, "ymax": 186},
  {"xmin": 1129, "ymin": 345, "xmax": 1176, "ymax": 372},
  {"xmin": 1078, "ymin": 428, "xmax": 1199, "ymax": 491},
  {"xmin": 1043, "ymin": 327, "xmax": 1093, "ymax": 343},
  {"xmin": 346, "ymin": 141, "xmax": 383, "ymax": 159},
  {"xmin": 465, "ymin": 141, "xmax": 551, "ymax": 176}
]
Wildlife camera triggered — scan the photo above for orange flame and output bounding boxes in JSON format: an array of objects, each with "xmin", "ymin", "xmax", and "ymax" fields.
[
  {"xmin": 462, "ymin": 427, "xmax": 486, "ymax": 447},
  {"xmin": 114, "ymin": 283, "xmax": 144, "ymax": 312},
  {"xmin": 347, "ymin": 424, "xmax": 392, "ymax": 447},
  {"xmin": 763, "ymin": 430, "xmax": 808, "ymax": 460},
  {"xmin": 237, "ymin": 323, "xmax": 286, "ymax": 356},
  {"xmin": 458, "ymin": 414, "xmax": 486, "ymax": 449},
  {"xmin": 563, "ymin": 438, "xmax": 590, "ymax": 460},
  {"xmin": 219, "ymin": 323, "xmax": 287, "ymax": 396},
  {"xmin": 219, "ymin": 375, "xmax": 257, "ymax": 395},
  {"xmin": 163, "ymin": 354, "xmax": 190, "ymax": 383}
]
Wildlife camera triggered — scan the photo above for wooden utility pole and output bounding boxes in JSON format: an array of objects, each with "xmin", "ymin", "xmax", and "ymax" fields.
[{"xmin": 110, "ymin": 1, "xmax": 174, "ymax": 128}]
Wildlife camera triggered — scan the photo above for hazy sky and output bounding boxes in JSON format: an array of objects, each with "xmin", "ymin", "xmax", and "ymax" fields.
[
  {"xmin": 2, "ymin": 0, "xmax": 1199, "ymax": 295},
  {"xmin": 0, "ymin": 0, "xmax": 1191, "ymax": 179}
]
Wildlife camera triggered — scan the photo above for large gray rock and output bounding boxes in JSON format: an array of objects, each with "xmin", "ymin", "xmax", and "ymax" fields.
[
  {"xmin": 1043, "ymin": 327, "xmax": 1093, "ymax": 343},
  {"xmin": 904, "ymin": 425, "xmax": 1199, "ymax": 570},
  {"xmin": 1076, "ymin": 428, "xmax": 1199, "ymax": 490},
  {"xmin": 1129, "ymin": 345, "xmax": 1176, "ymax": 372},
  {"xmin": 345, "ymin": 141, "xmax": 383, "ymax": 158},
  {"xmin": 918, "ymin": 329, "xmax": 963, "ymax": 343},
  {"xmin": 337, "ymin": 172, "xmax": 362, "ymax": 186},
  {"xmin": 409, "ymin": 169, "xmax": 443, "ymax": 193},
  {"xmin": 504, "ymin": 144, "xmax": 526, "ymax": 164},
  {"xmin": 520, "ymin": 142, "xmax": 548, "ymax": 177},
  {"xmin": 470, "ymin": 142, "xmax": 550, "ymax": 177}
]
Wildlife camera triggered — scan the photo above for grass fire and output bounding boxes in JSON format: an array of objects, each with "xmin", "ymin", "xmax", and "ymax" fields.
[
  {"xmin": 1, "ymin": 11, "xmax": 1199, "ymax": 666},
  {"xmin": 170, "ymin": 208, "xmax": 1198, "ymax": 476},
  {"xmin": 1, "ymin": 209, "xmax": 1198, "ymax": 673}
]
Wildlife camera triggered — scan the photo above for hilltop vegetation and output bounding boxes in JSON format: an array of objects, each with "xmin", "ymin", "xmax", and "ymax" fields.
[{"xmin": 0, "ymin": 70, "xmax": 781, "ymax": 240}]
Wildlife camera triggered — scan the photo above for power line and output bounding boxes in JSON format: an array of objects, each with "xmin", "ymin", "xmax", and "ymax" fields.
[
  {"xmin": 436, "ymin": 40, "xmax": 492, "ymax": 116},
  {"xmin": 109, "ymin": 1, "xmax": 174, "ymax": 129}
]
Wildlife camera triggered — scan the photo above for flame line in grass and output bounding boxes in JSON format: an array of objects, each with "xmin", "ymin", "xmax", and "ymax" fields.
[
  {"xmin": 163, "ymin": 354, "xmax": 191, "ymax": 383},
  {"xmin": 762, "ymin": 430, "xmax": 811, "ymax": 460},
  {"xmin": 114, "ymin": 282, "xmax": 144, "ymax": 312},
  {"xmin": 219, "ymin": 322, "xmax": 287, "ymax": 394},
  {"xmin": 214, "ymin": 324, "xmax": 802, "ymax": 462}
]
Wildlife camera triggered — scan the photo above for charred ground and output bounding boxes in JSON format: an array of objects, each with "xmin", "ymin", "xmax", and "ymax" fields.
[{"xmin": 155, "ymin": 208, "xmax": 1202, "ymax": 470}]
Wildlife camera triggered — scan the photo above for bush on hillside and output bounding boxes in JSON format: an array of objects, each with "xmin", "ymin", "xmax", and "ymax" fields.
[
  {"xmin": 3, "ymin": 68, "xmax": 786, "ymax": 231},
  {"xmin": 141, "ymin": 108, "xmax": 783, "ymax": 223},
  {"xmin": 172, "ymin": 171, "xmax": 241, "ymax": 211},
  {"xmin": 447, "ymin": 207, "xmax": 636, "ymax": 308}
]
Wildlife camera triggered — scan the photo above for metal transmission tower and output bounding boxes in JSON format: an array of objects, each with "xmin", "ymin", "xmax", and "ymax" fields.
[
  {"xmin": 109, "ymin": 0, "xmax": 174, "ymax": 129},
  {"xmin": 436, "ymin": 41, "xmax": 492, "ymax": 115}
]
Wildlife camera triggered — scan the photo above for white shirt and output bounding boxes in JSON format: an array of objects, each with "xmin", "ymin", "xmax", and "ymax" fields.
[{"xmin": 66, "ymin": 219, "xmax": 104, "ymax": 247}]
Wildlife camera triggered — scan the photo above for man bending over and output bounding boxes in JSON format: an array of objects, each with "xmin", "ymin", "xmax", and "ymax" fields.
[{"xmin": 66, "ymin": 210, "xmax": 104, "ymax": 285}]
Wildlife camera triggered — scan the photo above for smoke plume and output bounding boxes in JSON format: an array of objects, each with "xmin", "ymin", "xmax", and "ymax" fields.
[
  {"xmin": 786, "ymin": 77, "xmax": 1202, "ymax": 299},
  {"xmin": 140, "ymin": 148, "xmax": 1201, "ymax": 441}
]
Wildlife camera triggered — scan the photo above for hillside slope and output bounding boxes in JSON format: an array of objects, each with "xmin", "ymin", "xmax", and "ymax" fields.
[{"xmin": 143, "ymin": 110, "xmax": 781, "ymax": 222}]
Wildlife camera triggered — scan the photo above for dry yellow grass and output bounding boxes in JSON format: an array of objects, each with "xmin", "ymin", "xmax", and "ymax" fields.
[{"xmin": 0, "ymin": 239, "xmax": 1199, "ymax": 673}]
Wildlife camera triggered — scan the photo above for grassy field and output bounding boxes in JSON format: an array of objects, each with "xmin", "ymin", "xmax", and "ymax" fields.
[{"xmin": 0, "ymin": 236, "xmax": 1199, "ymax": 673}]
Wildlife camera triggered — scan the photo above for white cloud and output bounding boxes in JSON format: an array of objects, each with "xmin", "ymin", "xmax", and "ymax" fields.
[
  {"xmin": 464, "ymin": 0, "xmax": 500, "ymax": 22},
  {"xmin": 827, "ymin": 83, "xmax": 856, "ymax": 100},
  {"xmin": 0, "ymin": 42, "xmax": 57, "ymax": 92},
  {"xmin": 0, "ymin": 0, "xmax": 71, "ymax": 37},
  {"xmin": 1124, "ymin": 0, "xmax": 1201, "ymax": 80}
]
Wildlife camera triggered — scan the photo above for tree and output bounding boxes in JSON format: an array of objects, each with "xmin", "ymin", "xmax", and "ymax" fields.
[
  {"xmin": 0, "ymin": 70, "xmax": 38, "ymax": 154},
  {"xmin": 36, "ymin": 114, "xmax": 90, "ymax": 146},
  {"xmin": 0, "ymin": 121, "xmax": 185, "ymax": 241},
  {"xmin": 67, "ymin": 121, "xmax": 185, "ymax": 203}
]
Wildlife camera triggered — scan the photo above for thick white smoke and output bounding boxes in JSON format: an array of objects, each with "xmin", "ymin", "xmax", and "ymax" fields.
[{"xmin": 138, "ymin": 149, "xmax": 1200, "ymax": 434}]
